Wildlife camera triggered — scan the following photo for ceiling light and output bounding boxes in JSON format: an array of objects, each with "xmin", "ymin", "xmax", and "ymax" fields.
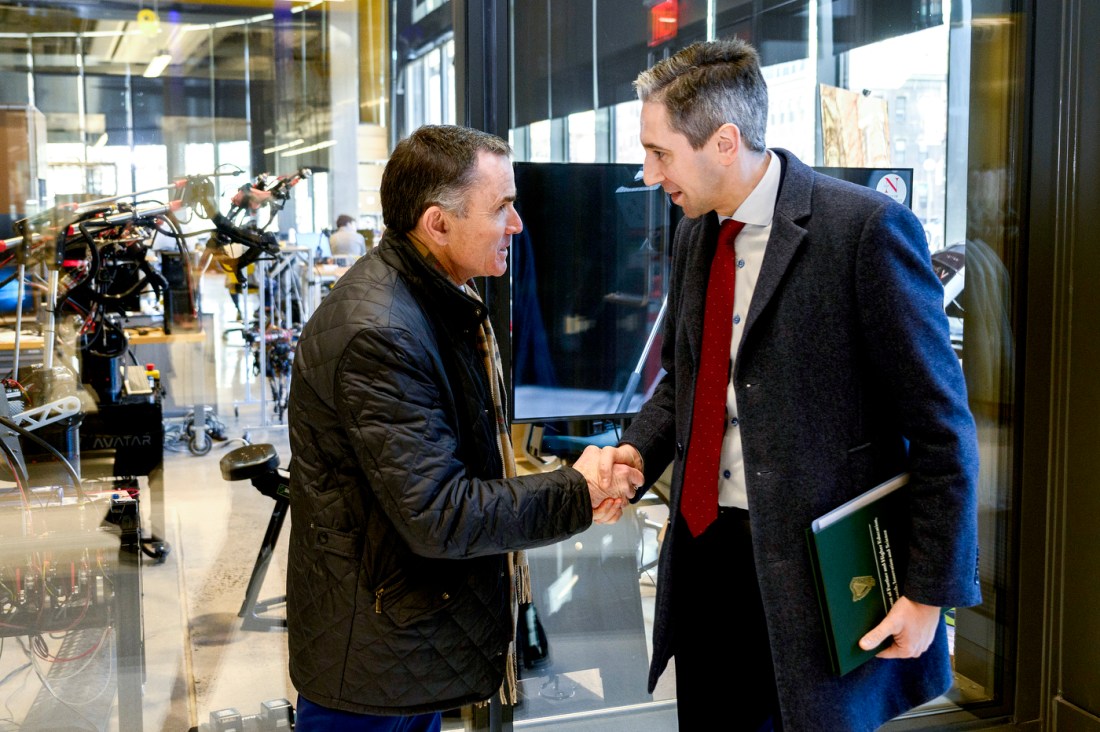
[
  {"xmin": 280, "ymin": 140, "xmax": 336, "ymax": 158},
  {"xmin": 143, "ymin": 52, "xmax": 172, "ymax": 79},
  {"xmin": 263, "ymin": 138, "xmax": 305, "ymax": 155}
]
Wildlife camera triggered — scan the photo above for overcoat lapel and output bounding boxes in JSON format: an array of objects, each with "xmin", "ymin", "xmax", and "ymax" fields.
[
  {"xmin": 738, "ymin": 151, "xmax": 813, "ymax": 360},
  {"xmin": 738, "ymin": 216, "xmax": 805, "ymax": 357}
]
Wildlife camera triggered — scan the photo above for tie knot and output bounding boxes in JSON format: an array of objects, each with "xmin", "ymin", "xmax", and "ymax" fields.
[{"xmin": 719, "ymin": 218, "xmax": 743, "ymax": 247}]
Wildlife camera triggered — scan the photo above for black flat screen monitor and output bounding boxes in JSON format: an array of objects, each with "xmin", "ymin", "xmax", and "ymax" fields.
[{"xmin": 507, "ymin": 162, "xmax": 678, "ymax": 424}]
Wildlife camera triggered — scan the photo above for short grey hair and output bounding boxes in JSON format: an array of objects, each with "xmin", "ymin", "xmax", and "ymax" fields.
[
  {"xmin": 381, "ymin": 125, "xmax": 512, "ymax": 234},
  {"xmin": 634, "ymin": 38, "xmax": 768, "ymax": 153}
]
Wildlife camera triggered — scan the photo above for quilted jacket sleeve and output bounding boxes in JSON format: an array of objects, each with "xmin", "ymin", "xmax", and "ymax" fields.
[{"xmin": 334, "ymin": 324, "xmax": 593, "ymax": 560}]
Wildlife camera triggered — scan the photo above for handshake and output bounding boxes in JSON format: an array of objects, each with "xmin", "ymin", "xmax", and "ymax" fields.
[{"xmin": 571, "ymin": 444, "xmax": 646, "ymax": 525}]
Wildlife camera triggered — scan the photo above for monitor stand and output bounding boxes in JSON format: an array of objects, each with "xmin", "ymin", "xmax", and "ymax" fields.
[{"xmin": 518, "ymin": 423, "xmax": 562, "ymax": 473}]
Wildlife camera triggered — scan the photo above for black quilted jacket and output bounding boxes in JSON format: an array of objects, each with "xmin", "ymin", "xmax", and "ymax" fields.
[{"xmin": 286, "ymin": 232, "xmax": 593, "ymax": 715}]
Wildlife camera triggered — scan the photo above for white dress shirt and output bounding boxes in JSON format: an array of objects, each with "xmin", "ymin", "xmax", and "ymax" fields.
[{"xmin": 716, "ymin": 150, "xmax": 781, "ymax": 510}]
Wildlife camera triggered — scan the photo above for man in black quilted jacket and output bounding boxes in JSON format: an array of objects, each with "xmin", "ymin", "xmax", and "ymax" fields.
[{"xmin": 286, "ymin": 124, "xmax": 643, "ymax": 731}]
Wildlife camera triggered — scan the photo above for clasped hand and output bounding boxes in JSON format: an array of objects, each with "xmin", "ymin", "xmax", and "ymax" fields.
[{"xmin": 571, "ymin": 445, "xmax": 645, "ymax": 525}]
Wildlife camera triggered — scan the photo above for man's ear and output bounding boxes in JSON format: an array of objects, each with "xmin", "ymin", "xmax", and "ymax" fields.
[
  {"xmin": 418, "ymin": 205, "xmax": 450, "ymax": 245},
  {"xmin": 714, "ymin": 123, "xmax": 741, "ymax": 162}
]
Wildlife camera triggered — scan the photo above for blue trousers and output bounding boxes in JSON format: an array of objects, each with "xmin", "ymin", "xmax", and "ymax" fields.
[{"xmin": 295, "ymin": 695, "xmax": 442, "ymax": 732}]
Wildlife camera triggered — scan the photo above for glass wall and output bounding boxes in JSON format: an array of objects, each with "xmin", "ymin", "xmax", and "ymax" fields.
[
  {"xmin": 0, "ymin": 0, "xmax": 1029, "ymax": 728},
  {"xmin": 402, "ymin": 37, "xmax": 457, "ymax": 133},
  {"xmin": 0, "ymin": 1, "xmax": 352, "ymax": 239},
  {"xmin": 392, "ymin": 1, "xmax": 457, "ymax": 142},
  {"xmin": 503, "ymin": 0, "xmax": 1024, "ymax": 728},
  {"xmin": 0, "ymin": 3, "xmax": 366, "ymax": 730}
]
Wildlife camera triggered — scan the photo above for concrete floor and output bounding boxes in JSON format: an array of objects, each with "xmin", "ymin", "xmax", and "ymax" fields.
[
  {"xmin": 118, "ymin": 277, "xmax": 299, "ymax": 731},
  {"xmin": 145, "ymin": 274, "xmax": 302, "ymax": 731},
  {"xmin": 150, "ymin": 417, "xmax": 295, "ymax": 731}
]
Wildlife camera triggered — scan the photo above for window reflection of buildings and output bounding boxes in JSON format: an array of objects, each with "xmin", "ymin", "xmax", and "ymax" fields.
[{"xmin": 848, "ymin": 27, "xmax": 950, "ymax": 251}]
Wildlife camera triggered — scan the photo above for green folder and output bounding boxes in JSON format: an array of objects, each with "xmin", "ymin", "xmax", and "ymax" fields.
[{"xmin": 805, "ymin": 473, "xmax": 911, "ymax": 675}]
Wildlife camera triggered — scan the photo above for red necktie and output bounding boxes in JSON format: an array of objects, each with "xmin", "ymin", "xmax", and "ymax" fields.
[{"xmin": 681, "ymin": 218, "xmax": 744, "ymax": 537}]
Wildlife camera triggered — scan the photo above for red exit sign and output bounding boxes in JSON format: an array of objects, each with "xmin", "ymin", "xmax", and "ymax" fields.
[{"xmin": 649, "ymin": 0, "xmax": 678, "ymax": 47}]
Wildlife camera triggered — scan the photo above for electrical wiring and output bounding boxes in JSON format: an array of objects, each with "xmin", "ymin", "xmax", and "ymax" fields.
[
  {"xmin": 0, "ymin": 663, "xmax": 30, "ymax": 693},
  {"xmin": 29, "ymin": 624, "xmax": 108, "ymax": 667},
  {"xmin": 44, "ymin": 593, "xmax": 93, "ymax": 637},
  {"xmin": 0, "ymin": 578, "xmax": 16, "ymax": 611},
  {"xmin": 95, "ymin": 552, "xmax": 112, "ymax": 596},
  {"xmin": 19, "ymin": 627, "xmax": 115, "ymax": 728},
  {"xmin": 32, "ymin": 554, "xmax": 94, "ymax": 635},
  {"xmin": 0, "ymin": 653, "xmax": 33, "ymax": 729},
  {"xmin": 0, "ymin": 430, "xmax": 31, "ymax": 507},
  {"xmin": 0, "ymin": 380, "xmax": 29, "ymax": 407}
]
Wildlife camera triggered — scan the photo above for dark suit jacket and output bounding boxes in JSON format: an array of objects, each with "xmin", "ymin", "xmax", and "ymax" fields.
[{"xmin": 622, "ymin": 150, "xmax": 980, "ymax": 731}]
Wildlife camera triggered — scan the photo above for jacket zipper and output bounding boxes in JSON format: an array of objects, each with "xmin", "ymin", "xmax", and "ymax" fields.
[{"xmin": 373, "ymin": 570, "xmax": 403, "ymax": 614}]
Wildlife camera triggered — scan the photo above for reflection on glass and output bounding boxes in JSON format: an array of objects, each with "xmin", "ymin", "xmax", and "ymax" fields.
[
  {"xmin": 762, "ymin": 58, "xmax": 815, "ymax": 162},
  {"xmin": 567, "ymin": 110, "xmax": 597, "ymax": 162},
  {"xmin": 613, "ymin": 100, "xmax": 643, "ymax": 164},
  {"xmin": 509, "ymin": 1, "xmax": 1023, "ymax": 728},
  {"xmin": 528, "ymin": 120, "xmax": 553, "ymax": 162},
  {"xmin": 0, "ymin": 3, "xmax": 349, "ymax": 729},
  {"xmin": 513, "ymin": 499, "xmax": 671, "ymax": 723},
  {"xmin": 848, "ymin": 25, "xmax": 949, "ymax": 250},
  {"xmin": 426, "ymin": 47, "xmax": 443, "ymax": 125},
  {"xmin": 401, "ymin": 38, "xmax": 455, "ymax": 134}
]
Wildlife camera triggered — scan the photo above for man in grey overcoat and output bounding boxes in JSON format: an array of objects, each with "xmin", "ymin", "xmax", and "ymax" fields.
[{"xmin": 597, "ymin": 39, "xmax": 981, "ymax": 731}]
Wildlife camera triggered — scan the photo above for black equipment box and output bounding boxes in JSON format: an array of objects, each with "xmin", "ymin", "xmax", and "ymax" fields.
[{"xmin": 80, "ymin": 393, "xmax": 164, "ymax": 478}]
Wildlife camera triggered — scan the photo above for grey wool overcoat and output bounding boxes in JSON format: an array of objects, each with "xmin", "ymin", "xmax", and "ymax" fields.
[{"xmin": 620, "ymin": 149, "xmax": 981, "ymax": 731}]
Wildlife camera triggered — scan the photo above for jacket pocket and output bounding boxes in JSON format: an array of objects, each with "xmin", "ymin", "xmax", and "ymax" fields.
[
  {"xmin": 372, "ymin": 569, "xmax": 459, "ymax": 629},
  {"xmin": 311, "ymin": 524, "xmax": 360, "ymax": 559}
]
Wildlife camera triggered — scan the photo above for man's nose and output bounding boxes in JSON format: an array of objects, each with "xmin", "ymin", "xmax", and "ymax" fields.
[
  {"xmin": 507, "ymin": 205, "xmax": 523, "ymax": 234},
  {"xmin": 642, "ymin": 158, "xmax": 661, "ymax": 187}
]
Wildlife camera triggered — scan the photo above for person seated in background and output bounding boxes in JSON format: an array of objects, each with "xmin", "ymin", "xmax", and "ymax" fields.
[{"xmin": 328, "ymin": 214, "xmax": 367, "ymax": 263}]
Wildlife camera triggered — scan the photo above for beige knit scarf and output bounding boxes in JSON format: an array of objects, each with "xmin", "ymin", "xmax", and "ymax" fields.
[{"xmin": 470, "ymin": 283, "xmax": 531, "ymax": 707}]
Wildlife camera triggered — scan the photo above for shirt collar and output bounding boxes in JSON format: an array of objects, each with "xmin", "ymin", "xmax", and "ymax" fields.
[{"xmin": 718, "ymin": 149, "xmax": 781, "ymax": 228}]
